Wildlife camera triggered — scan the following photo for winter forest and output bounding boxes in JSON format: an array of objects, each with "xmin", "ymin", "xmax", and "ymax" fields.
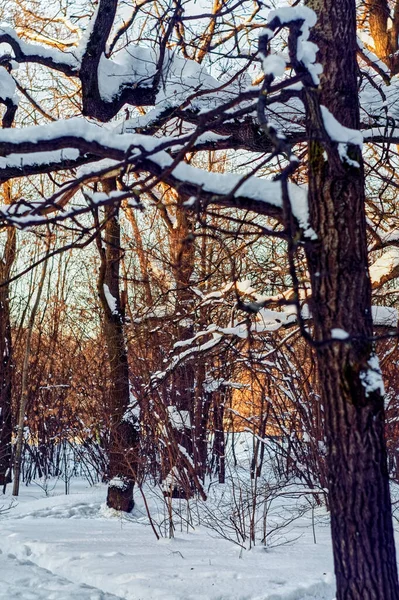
[{"xmin": 2, "ymin": 0, "xmax": 399, "ymax": 598}]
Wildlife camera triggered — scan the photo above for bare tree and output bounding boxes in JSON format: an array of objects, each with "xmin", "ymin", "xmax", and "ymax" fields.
[{"xmin": 95, "ymin": 179, "xmax": 139, "ymax": 512}]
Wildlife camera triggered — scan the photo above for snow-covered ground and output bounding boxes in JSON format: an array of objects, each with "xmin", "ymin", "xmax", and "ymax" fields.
[{"xmin": 0, "ymin": 478, "xmax": 338, "ymax": 600}]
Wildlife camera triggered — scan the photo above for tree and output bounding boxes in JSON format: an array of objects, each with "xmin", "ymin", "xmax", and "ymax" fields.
[
  {"xmin": 303, "ymin": 1, "xmax": 399, "ymax": 595},
  {"xmin": 0, "ymin": 75, "xmax": 17, "ymax": 487},
  {"xmin": 95, "ymin": 179, "xmax": 139, "ymax": 512},
  {"xmin": 12, "ymin": 230, "xmax": 49, "ymax": 496},
  {"xmin": 0, "ymin": 193, "xmax": 15, "ymax": 487}
]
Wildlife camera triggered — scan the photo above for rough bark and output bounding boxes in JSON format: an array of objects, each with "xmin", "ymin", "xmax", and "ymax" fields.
[
  {"xmin": 97, "ymin": 180, "xmax": 139, "ymax": 512},
  {"xmin": 304, "ymin": 1, "xmax": 399, "ymax": 597}
]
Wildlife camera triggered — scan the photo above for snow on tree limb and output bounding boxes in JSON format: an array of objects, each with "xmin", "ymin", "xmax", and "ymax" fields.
[{"xmin": 0, "ymin": 117, "xmax": 312, "ymax": 229}]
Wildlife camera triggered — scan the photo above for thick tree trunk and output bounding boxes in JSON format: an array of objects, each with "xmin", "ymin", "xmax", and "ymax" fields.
[
  {"xmin": 304, "ymin": 1, "xmax": 399, "ymax": 597},
  {"xmin": 97, "ymin": 181, "xmax": 139, "ymax": 512},
  {"xmin": 0, "ymin": 228, "xmax": 15, "ymax": 488}
]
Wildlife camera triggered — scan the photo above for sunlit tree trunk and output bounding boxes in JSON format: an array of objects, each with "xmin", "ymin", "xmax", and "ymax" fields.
[{"xmin": 367, "ymin": 0, "xmax": 399, "ymax": 74}]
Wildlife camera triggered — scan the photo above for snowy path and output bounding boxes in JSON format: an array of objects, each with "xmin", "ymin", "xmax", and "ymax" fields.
[
  {"xmin": 0, "ymin": 548, "xmax": 124, "ymax": 600},
  {"xmin": 0, "ymin": 482, "xmax": 337, "ymax": 600}
]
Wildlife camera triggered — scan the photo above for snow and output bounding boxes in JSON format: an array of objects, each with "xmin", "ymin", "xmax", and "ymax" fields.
[
  {"xmin": 161, "ymin": 465, "xmax": 181, "ymax": 492},
  {"xmin": 258, "ymin": 27, "xmax": 274, "ymax": 40},
  {"xmin": 0, "ymin": 24, "xmax": 78, "ymax": 69},
  {"xmin": 363, "ymin": 126, "xmax": 399, "ymax": 141},
  {"xmin": 109, "ymin": 477, "xmax": 129, "ymax": 491},
  {"xmin": 98, "ymin": 47, "xmax": 157, "ymax": 102},
  {"xmin": 0, "ymin": 118, "xmax": 311, "ymax": 232},
  {"xmin": 0, "ymin": 149, "xmax": 80, "ymax": 170},
  {"xmin": 297, "ymin": 39, "xmax": 321, "ymax": 83},
  {"xmin": 357, "ymin": 38, "xmax": 390, "ymax": 77},
  {"xmin": 103, "ymin": 284, "xmax": 118, "ymax": 315},
  {"xmin": 236, "ymin": 280, "xmax": 256, "ymax": 295},
  {"xmin": 158, "ymin": 156, "xmax": 287, "ymax": 208},
  {"xmin": 268, "ymin": 7, "xmax": 317, "ymax": 28},
  {"xmin": 97, "ymin": 42, "xmax": 230, "ymax": 110},
  {"xmin": 0, "ymin": 478, "xmax": 337, "ymax": 600},
  {"xmin": 167, "ymin": 162, "xmax": 312, "ymax": 234},
  {"xmin": 177, "ymin": 444, "xmax": 195, "ymax": 468},
  {"xmin": 380, "ymin": 228, "xmax": 399, "ymax": 244},
  {"xmin": 256, "ymin": 306, "xmax": 298, "ymax": 332},
  {"xmin": 320, "ymin": 106, "xmax": 364, "ymax": 166},
  {"xmin": 155, "ymin": 50, "xmax": 221, "ymax": 109},
  {"xmin": 0, "ymin": 66, "xmax": 18, "ymax": 105},
  {"xmin": 372, "ymin": 305, "xmax": 398, "ymax": 328},
  {"xmin": 262, "ymin": 55, "xmax": 286, "ymax": 77},
  {"xmin": 73, "ymin": 5, "xmax": 98, "ymax": 61},
  {"xmin": 86, "ymin": 189, "xmax": 136, "ymax": 207},
  {"xmin": 268, "ymin": 6, "xmax": 322, "ymax": 85},
  {"xmin": 370, "ymin": 248, "xmax": 399, "ymax": 286},
  {"xmin": 320, "ymin": 106, "xmax": 363, "ymax": 147},
  {"xmin": 167, "ymin": 406, "xmax": 191, "ymax": 430},
  {"xmin": 360, "ymin": 354, "xmax": 385, "ymax": 398},
  {"xmin": 0, "ymin": 549, "xmax": 122, "ymax": 600},
  {"xmin": 330, "ymin": 328, "xmax": 349, "ymax": 340}
]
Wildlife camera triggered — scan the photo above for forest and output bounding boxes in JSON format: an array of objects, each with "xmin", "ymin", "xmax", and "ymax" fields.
[{"xmin": 1, "ymin": 0, "xmax": 399, "ymax": 598}]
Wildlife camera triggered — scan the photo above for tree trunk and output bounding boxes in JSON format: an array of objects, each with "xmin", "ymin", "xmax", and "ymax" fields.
[
  {"xmin": 97, "ymin": 180, "xmax": 139, "ymax": 513},
  {"xmin": 304, "ymin": 1, "xmax": 399, "ymax": 597},
  {"xmin": 0, "ymin": 225, "xmax": 15, "ymax": 488},
  {"xmin": 13, "ymin": 246, "xmax": 49, "ymax": 497},
  {"xmin": 167, "ymin": 201, "xmax": 197, "ymax": 494},
  {"xmin": 367, "ymin": 0, "xmax": 399, "ymax": 75},
  {"xmin": 213, "ymin": 393, "xmax": 225, "ymax": 484}
]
